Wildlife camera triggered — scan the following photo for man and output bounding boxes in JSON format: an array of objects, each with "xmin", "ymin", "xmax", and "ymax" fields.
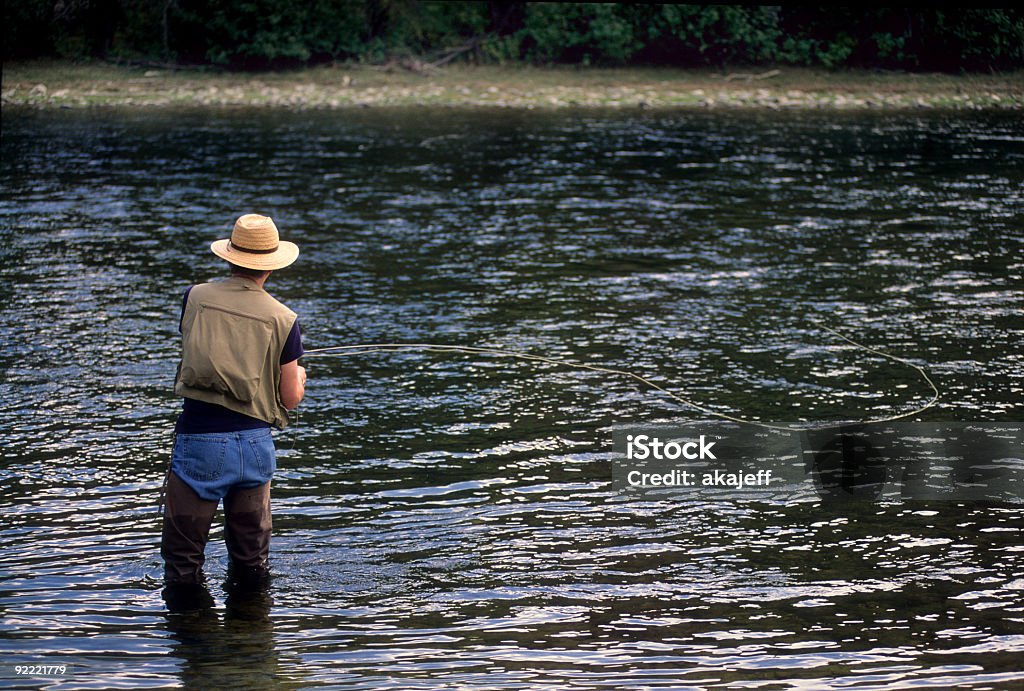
[{"xmin": 162, "ymin": 213, "xmax": 306, "ymax": 589}]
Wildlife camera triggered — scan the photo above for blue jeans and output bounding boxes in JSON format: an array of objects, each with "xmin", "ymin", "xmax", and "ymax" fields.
[
  {"xmin": 162, "ymin": 428, "xmax": 277, "ymax": 584},
  {"xmin": 171, "ymin": 428, "xmax": 277, "ymax": 501}
]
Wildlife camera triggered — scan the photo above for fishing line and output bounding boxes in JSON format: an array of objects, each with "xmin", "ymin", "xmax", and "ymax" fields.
[{"xmin": 300, "ymin": 324, "xmax": 939, "ymax": 432}]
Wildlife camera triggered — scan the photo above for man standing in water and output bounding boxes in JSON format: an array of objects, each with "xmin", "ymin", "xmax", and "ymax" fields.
[{"xmin": 162, "ymin": 213, "xmax": 306, "ymax": 591}]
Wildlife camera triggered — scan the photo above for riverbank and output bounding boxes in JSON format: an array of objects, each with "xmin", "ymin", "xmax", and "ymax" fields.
[{"xmin": 4, "ymin": 60, "xmax": 1023, "ymax": 110}]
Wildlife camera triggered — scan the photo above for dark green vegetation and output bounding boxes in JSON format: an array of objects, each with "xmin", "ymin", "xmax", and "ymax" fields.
[{"xmin": 5, "ymin": 3, "xmax": 1023, "ymax": 72}]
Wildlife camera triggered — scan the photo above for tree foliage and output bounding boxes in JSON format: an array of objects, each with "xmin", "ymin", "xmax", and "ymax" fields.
[{"xmin": 4, "ymin": 2, "xmax": 1023, "ymax": 72}]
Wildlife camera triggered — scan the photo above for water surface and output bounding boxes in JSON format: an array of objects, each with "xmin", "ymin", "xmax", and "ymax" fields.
[{"xmin": 1, "ymin": 106, "xmax": 1023, "ymax": 689}]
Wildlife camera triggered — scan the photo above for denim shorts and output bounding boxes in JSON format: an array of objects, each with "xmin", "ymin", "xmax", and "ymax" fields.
[{"xmin": 171, "ymin": 428, "xmax": 277, "ymax": 501}]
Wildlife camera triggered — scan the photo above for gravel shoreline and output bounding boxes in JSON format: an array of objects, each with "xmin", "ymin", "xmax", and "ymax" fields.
[{"xmin": 4, "ymin": 61, "xmax": 1023, "ymax": 110}]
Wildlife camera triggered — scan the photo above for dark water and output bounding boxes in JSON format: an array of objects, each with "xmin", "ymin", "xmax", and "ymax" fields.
[{"xmin": 1, "ymin": 106, "xmax": 1023, "ymax": 689}]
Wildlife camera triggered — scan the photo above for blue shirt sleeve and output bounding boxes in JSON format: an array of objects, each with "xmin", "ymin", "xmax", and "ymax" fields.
[
  {"xmin": 179, "ymin": 286, "xmax": 192, "ymax": 333},
  {"xmin": 281, "ymin": 320, "xmax": 304, "ymax": 364}
]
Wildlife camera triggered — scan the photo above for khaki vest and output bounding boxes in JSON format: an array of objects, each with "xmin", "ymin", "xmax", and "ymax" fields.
[{"xmin": 174, "ymin": 277, "xmax": 297, "ymax": 428}]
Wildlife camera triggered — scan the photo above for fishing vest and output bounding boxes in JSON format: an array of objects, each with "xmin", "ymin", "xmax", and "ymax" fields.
[{"xmin": 174, "ymin": 277, "xmax": 297, "ymax": 429}]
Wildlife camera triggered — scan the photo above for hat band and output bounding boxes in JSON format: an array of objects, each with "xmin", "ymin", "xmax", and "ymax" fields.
[{"xmin": 229, "ymin": 240, "xmax": 280, "ymax": 255}]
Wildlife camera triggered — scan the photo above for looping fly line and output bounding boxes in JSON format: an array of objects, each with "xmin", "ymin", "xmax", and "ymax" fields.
[{"xmin": 301, "ymin": 324, "xmax": 939, "ymax": 432}]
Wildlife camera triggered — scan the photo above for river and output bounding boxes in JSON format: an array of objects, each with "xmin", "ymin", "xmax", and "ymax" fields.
[{"xmin": 1, "ymin": 106, "xmax": 1022, "ymax": 689}]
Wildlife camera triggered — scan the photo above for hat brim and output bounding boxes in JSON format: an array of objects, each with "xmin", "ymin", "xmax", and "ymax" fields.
[{"xmin": 211, "ymin": 239, "xmax": 299, "ymax": 271}]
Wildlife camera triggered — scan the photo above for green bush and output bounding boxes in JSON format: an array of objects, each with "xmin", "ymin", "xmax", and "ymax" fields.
[
  {"xmin": 170, "ymin": 0, "xmax": 368, "ymax": 67},
  {"xmin": 942, "ymin": 9, "xmax": 1024, "ymax": 71},
  {"xmin": 636, "ymin": 5, "xmax": 782, "ymax": 65},
  {"xmin": 520, "ymin": 3, "xmax": 640, "ymax": 65}
]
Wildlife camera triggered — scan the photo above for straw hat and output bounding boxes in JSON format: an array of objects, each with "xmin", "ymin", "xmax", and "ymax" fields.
[{"xmin": 210, "ymin": 214, "xmax": 299, "ymax": 271}]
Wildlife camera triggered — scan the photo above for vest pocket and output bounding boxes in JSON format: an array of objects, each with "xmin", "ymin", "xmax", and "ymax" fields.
[{"xmin": 179, "ymin": 303, "xmax": 274, "ymax": 404}]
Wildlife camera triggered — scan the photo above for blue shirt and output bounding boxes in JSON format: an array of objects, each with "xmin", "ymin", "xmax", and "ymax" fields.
[{"xmin": 175, "ymin": 285, "xmax": 303, "ymax": 433}]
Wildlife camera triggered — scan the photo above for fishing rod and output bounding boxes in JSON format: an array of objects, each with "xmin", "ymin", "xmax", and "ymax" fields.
[{"xmin": 300, "ymin": 323, "xmax": 940, "ymax": 432}]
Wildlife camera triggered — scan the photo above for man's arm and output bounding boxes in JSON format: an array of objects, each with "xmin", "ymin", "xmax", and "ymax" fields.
[{"xmin": 280, "ymin": 359, "xmax": 306, "ymax": 410}]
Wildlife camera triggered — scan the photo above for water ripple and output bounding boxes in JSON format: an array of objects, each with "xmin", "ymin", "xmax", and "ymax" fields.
[{"xmin": 1, "ymin": 108, "xmax": 1022, "ymax": 689}]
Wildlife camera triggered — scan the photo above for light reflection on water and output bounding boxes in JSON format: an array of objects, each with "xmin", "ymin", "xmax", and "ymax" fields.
[{"xmin": 1, "ymin": 107, "xmax": 1023, "ymax": 689}]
